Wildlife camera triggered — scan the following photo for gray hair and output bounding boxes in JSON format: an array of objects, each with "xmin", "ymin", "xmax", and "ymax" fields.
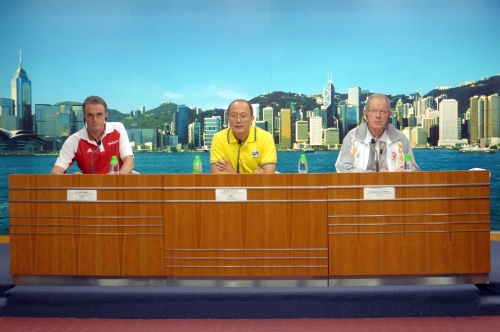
[{"xmin": 365, "ymin": 94, "xmax": 391, "ymax": 111}]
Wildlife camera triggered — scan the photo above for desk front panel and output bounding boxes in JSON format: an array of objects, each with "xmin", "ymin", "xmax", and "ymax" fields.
[
  {"xmin": 163, "ymin": 174, "xmax": 328, "ymax": 277},
  {"xmin": 327, "ymin": 171, "xmax": 490, "ymax": 276},
  {"xmin": 9, "ymin": 175, "xmax": 165, "ymax": 276}
]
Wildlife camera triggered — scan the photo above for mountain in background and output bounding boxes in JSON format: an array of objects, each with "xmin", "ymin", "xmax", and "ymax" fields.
[{"xmin": 55, "ymin": 74, "xmax": 500, "ymax": 129}]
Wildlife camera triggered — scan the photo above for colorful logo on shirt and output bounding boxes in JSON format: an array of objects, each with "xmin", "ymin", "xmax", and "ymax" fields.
[
  {"xmin": 391, "ymin": 151, "xmax": 396, "ymax": 159},
  {"xmin": 253, "ymin": 150, "xmax": 259, "ymax": 157}
]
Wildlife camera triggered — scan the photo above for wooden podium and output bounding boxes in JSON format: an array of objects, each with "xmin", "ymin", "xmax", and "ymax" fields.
[{"xmin": 9, "ymin": 171, "xmax": 490, "ymax": 286}]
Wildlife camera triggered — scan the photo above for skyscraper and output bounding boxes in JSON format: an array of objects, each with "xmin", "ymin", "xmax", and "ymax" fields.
[
  {"xmin": 488, "ymin": 94, "xmax": 500, "ymax": 138},
  {"xmin": 203, "ymin": 116, "xmax": 221, "ymax": 148},
  {"xmin": 176, "ymin": 105, "xmax": 190, "ymax": 144},
  {"xmin": 348, "ymin": 87, "xmax": 361, "ymax": 125},
  {"xmin": 309, "ymin": 116, "xmax": 322, "ymax": 146},
  {"xmin": 323, "ymin": 75, "xmax": 335, "ymax": 128},
  {"xmin": 262, "ymin": 106, "xmax": 274, "ymax": 140},
  {"xmin": 11, "ymin": 53, "xmax": 33, "ymax": 131},
  {"xmin": 251, "ymin": 103, "xmax": 260, "ymax": 121},
  {"xmin": 439, "ymin": 99, "xmax": 459, "ymax": 141},
  {"xmin": 280, "ymin": 109, "xmax": 292, "ymax": 149},
  {"xmin": 470, "ymin": 96, "xmax": 479, "ymax": 144},
  {"xmin": 295, "ymin": 120, "xmax": 308, "ymax": 143}
]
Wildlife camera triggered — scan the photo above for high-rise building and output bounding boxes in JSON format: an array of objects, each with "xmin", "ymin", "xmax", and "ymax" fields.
[
  {"xmin": 309, "ymin": 116, "xmax": 323, "ymax": 146},
  {"xmin": 295, "ymin": 120, "xmax": 308, "ymax": 143},
  {"xmin": 488, "ymin": 94, "xmax": 500, "ymax": 138},
  {"xmin": 262, "ymin": 106, "xmax": 274, "ymax": 139},
  {"xmin": 478, "ymin": 96, "xmax": 487, "ymax": 139},
  {"xmin": 203, "ymin": 116, "xmax": 221, "ymax": 148},
  {"xmin": 470, "ymin": 96, "xmax": 479, "ymax": 144},
  {"xmin": 395, "ymin": 99, "xmax": 404, "ymax": 130},
  {"xmin": 348, "ymin": 87, "xmax": 361, "ymax": 124},
  {"xmin": 188, "ymin": 121, "xmax": 201, "ymax": 148},
  {"xmin": 280, "ymin": 109, "xmax": 292, "ymax": 149},
  {"xmin": 34, "ymin": 104, "xmax": 71, "ymax": 138},
  {"xmin": 0, "ymin": 98, "xmax": 16, "ymax": 130},
  {"xmin": 337, "ymin": 100, "xmax": 348, "ymax": 140},
  {"xmin": 411, "ymin": 127, "xmax": 428, "ymax": 146},
  {"xmin": 477, "ymin": 96, "xmax": 489, "ymax": 140},
  {"xmin": 176, "ymin": 105, "xmax": 190, "ymax": 144},
  {"xmin": 11, "ymin": 54, "xmax": 33, "ymax": 131},
  {"xmin": 323, "ymin": 76, "xmax": 335, "ymax": 129},
  {"xmin": 251, "ymin": 103, "xmax": 260, "ymax": 121},
  {"xmin": 324, "ymin": 128, "xmax": 340, "ymax": 149},
  {"xmin": 439, "ymin": 99, "xmax": 459, "ymax": 141}
]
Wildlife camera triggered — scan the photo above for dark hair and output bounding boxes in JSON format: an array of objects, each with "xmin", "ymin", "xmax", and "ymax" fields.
[
  {"xmin": 227, "ymin": 99, "xmax": 253, "ymax": 116},
  {"xmin": 82, "ymin": 96, "xmax": 108, "ymax": 113}
]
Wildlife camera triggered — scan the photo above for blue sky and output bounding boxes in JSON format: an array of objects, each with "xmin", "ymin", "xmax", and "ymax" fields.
[{"xmin": 0, "ymin": 0, "xmax": 499, "ymax": 113}]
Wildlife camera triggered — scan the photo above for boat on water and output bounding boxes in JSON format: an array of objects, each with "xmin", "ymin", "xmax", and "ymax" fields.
[
  {"xmin": 459, "ymin": 146, "xmax": 496, "ymax": 153},
  {"xmin": 195, "ymin": 145, "xmax": 210, "ymax": 152},
  {"xmin": 303, "ymin": 147, "xmax": 315, "ymax": 153}
]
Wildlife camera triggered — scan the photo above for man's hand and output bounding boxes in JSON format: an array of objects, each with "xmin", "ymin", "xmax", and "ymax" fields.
[{"xmin": 214, "ymin": 157, "xmax": 236, "ymax": 173}]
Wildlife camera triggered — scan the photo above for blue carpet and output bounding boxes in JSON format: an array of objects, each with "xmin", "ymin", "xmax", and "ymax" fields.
[{"xmin": 2, "ymin": 284, "xmax": 481, "ymax": 319}]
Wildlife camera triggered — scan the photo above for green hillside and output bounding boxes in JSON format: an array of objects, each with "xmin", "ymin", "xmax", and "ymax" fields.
[{"xmin": 55, "ymin": 74, "xmax": 500, "ymax": 129}]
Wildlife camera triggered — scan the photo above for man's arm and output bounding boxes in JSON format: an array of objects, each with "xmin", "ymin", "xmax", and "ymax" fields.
[
  {"xmin": 50, "ymin": 165, "xmax": 66, "ymax": 174},
  {"xmin": 119, "ymin": 155, "xmax": 135, "ymax": 174},
  {"xmin": 255, "ymin": 163, "xmax": 276, "ymax": 173},
  {"xmin": 211, "ymin": 157, "xmax": 236, "ymax": 173}
]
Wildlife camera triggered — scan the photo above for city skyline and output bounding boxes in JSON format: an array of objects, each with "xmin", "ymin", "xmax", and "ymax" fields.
[{"xmin": 0, "ymin": 0, "xmax": 499, "ymax": 114}]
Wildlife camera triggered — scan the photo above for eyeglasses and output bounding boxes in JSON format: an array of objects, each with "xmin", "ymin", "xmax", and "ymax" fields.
[
  {"xmin": 229, "ymin": 114, "xmax": 250, "ymax": 121},
  {"xmin": 367, "ymin": 110, "xmax": 390, "ymax": 115},
  {"xmin": 84, "ymin": 113, "xmax": 106, "ymax": 119}
]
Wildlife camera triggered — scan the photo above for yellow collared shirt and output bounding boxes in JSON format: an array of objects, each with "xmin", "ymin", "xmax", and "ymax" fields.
[{"xmin": 210, "ymin": 126, "xmax": 277, "ymax": 173}]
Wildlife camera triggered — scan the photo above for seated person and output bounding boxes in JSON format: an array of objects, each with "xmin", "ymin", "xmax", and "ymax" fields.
[
  {"xmin": 335, "ymin": 93, "xmax": 420, "ymax": 172},
  {"xmin": 50, "ymin": 95, "xmax": 134, "ymax": 174},
  {"xmin": 210, "ymin": 99, "xmax": 276, "ymax": 173}
]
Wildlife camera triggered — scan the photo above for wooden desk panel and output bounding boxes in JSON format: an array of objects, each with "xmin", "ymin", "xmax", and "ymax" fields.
[
  {"xmin": 9, "ymin": 171, "xmax": 490, "ymax": 282},
  {"xmin": 327, "ymin": 171, "xmax": 490, "ymax": 276},
  {"xmin": 163, "ymin": 174, "xmax": 328, "ymax": 277},
  {"xmin": 9, "ymin": 175, "xmax": 165, "ymax": 277}
]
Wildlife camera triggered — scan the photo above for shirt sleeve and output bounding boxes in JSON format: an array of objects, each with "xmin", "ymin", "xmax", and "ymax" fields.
[
  {"xmin": 209, "ymin": 132, "xmax": 225, "ymax": 164},
  {"xmin": 117, "ymin": 123, "xmax": 134, "ymax": 160},
  {"xmin": 258, "ymin": 131, "xmax": 277, "ymax": 165},
  {"xmin": 54, "ymin": 134, "xmax": 79, "ymax": 171}
]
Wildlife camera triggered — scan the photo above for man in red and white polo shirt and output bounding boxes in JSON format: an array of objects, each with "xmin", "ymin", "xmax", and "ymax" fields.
[{"xmin": 50, "ymin": 95, "xmax": 135, "ymax": 174}]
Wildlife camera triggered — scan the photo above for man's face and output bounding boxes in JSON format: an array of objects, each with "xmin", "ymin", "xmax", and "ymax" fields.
[
  {"xmin": 227, "ymin": 101, "xmax": 254, "ymax": 140},
  {"xmin": 83, "ymin": 103, "xmax": 108, "ymax": 133},
  {"xmin": 363, "ymin": 96, "xmax": 391, "ymax": 132}
]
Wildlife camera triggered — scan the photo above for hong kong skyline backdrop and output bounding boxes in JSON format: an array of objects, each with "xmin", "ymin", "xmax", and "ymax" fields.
[{"xmin": 0, "ymin": 0, "xmax": 499, "ymax": 113}]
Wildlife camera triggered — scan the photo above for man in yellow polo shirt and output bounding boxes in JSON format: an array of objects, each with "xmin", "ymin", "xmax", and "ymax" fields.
[{"xmin": 210, "ymin": 99, "xmax": 277, "ymax": 173}]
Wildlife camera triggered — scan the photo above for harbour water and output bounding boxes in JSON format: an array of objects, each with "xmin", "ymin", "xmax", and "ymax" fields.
[{"xmin": 1, "ymin": 148, "xmax": 498, "ymax": 234}]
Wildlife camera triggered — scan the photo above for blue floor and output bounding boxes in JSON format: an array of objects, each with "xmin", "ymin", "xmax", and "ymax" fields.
[{"xmin": 2, "ymin": 242, "xmax": 500, "ymax": 319}]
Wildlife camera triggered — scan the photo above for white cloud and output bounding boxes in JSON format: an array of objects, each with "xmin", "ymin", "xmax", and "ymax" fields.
[{"xmin": 164, "ymin": 91, "xmax": 183, "ymax": 99}]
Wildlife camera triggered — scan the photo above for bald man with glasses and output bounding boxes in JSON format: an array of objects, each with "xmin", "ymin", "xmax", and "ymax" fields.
[
  {"xmin": 335, "ymin": 93, "xmax": 419, "ymax": 172},
  {"xmin": 210, "ymin": 99, "xmax": 277, "ymax": 174}
]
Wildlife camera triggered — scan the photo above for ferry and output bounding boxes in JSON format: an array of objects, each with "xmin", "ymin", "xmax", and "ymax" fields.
[
  {"xmin": 303, "ymin": 147, "xmax": 315, "ymax": 153},
  {"xmin": 459, "ymin": 146, "xmax": 496, "ymax": 153}
]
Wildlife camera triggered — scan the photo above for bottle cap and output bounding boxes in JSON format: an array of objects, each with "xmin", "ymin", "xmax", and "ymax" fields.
[
  {"xmin": 111, "ymin": 156, "xmax": 118, "ymax": 164},
  {"xmin": 404, "ymin": 153, "xmax": 412, "ymax": 162},
  {"xmin": 193, "ymin": 155, "xmax": 201, "ymax": 162},
  {"xmin": 299, "ymin": 154, "xmax": 307, "ymax": 162}
]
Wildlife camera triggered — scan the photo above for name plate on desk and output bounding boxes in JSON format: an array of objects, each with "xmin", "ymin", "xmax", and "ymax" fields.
[
  {"xmin": 67, "ymin": 190, "xmax": 97, "ymax": 201},
  {"xmin": 363, "ymin": 187, "xmax": 395, "ymax": 200},
  {"xmin": 215, "ymin": 188, "xmax": 247, "ymax": 201}
]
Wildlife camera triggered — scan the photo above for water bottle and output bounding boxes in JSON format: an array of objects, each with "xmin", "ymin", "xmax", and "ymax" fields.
[
  {"xmin": 192, "ymin": 155, "xmax": 202, "ymax": 174},
  {"xmin": 404, "ymin": 153, "xmax": 412, "ymax": 172},
  {"xmin": 110, "ymin": 155, "xmax": 120, "ymax": 174},
  {"xmin": 298, "ymin": 154, "xmax": 308, "ymax": 173}
]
